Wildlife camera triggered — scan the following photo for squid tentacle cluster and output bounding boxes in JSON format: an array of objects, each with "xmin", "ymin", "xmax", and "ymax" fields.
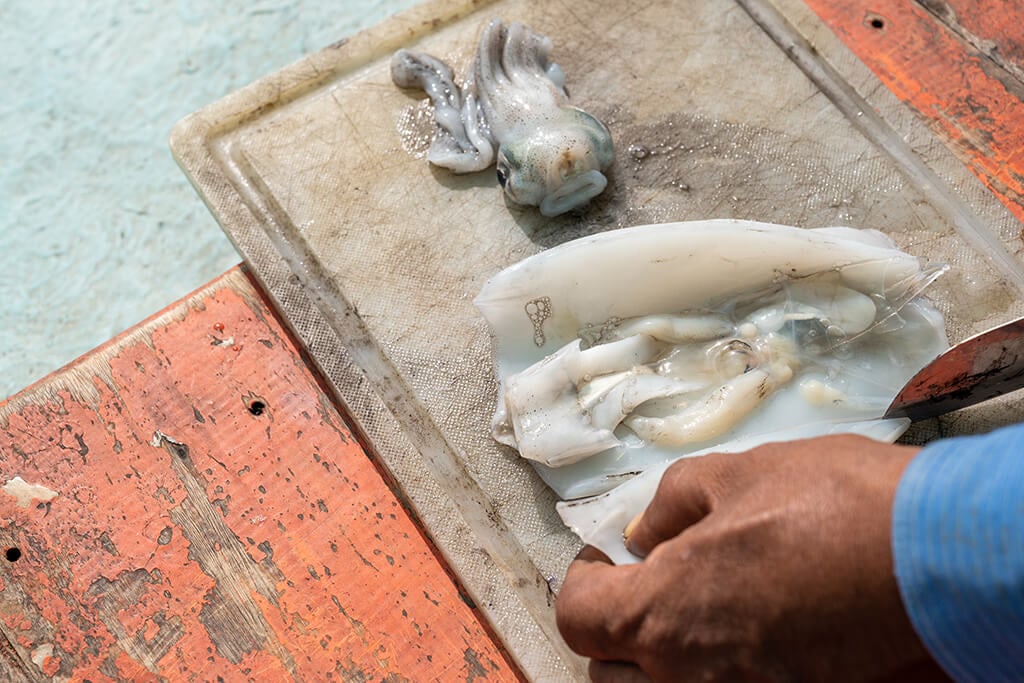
[{"xmin": 391, "ymin": 19, "xmax": 614, "ymax": 216}]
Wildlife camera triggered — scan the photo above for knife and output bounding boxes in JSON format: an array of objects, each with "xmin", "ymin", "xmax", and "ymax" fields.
[{"xmin": 884, "ymin": 315, "xmax": 1024, "ymax": 421}]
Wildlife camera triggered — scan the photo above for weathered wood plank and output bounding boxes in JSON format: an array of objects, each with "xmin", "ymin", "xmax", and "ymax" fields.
[
  {"xmin": 918, "ymin": 0, "xmax": 1024, "ymax": 79},
  {"xmin": 805, "ymin": 0, "xmax": 1024, "ymax": 228},
  {"xmin": 0, "ymin": 267, "xmax": 521, "ymax": 681}
]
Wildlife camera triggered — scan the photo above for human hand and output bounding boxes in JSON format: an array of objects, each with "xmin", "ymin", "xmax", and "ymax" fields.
[{"xmin": 556, "ymin": 435, "xmax": 950, "ymax": 682}]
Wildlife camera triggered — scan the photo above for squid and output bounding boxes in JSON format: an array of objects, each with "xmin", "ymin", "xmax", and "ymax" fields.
[
  {"xmin": 475, "ymin": 220, "xmax": 948, "ymax": 500},
  {"xmin": 391, "ymin": 19, "xmax": 614, "ymax": 216}
]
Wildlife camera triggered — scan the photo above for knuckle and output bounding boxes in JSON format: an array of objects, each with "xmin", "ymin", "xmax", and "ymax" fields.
[
  {"xmin": 658, "ymin": 458, "xmax": 698, "ymax": 498},
  {"xmin": 659, "ymin": 455, "xmax": 722, "ymax": 504}
]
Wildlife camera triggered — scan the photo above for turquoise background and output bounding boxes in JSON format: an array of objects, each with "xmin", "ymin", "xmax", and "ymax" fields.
[{"xmin": 1, "ymin": 0, "xmax": 420, "ymax": 398}]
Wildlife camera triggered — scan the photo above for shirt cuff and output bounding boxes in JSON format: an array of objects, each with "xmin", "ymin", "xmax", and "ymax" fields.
[{"xmin": 892, "ymin": 422, "xmax": 1024, "ymax": 682}]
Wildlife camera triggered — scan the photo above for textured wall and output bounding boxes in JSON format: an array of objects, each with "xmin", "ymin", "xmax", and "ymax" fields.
[{"xmin": 0, "ymin": 0, "xmax": 419, "ymax": 398}]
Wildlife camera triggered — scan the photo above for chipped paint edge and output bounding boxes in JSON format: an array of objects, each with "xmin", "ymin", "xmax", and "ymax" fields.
[{"xmin": 0, "ymin": 267, "xmax": 257, "ymax": 427}]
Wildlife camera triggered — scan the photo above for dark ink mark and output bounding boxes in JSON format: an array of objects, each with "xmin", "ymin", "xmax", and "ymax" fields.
[
  {"xmin": 75, "ymin": 433, "xmax": 89, "ymax": 460},
  {"xmin": 5, "ymin": 547, "xmax": 21, "ymax": 562}
]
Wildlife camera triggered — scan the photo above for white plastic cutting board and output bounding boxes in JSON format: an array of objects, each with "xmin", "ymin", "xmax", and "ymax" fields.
[{"xmin": 172, "ymin": 0, "xmax": 1024, "ymax": 677}]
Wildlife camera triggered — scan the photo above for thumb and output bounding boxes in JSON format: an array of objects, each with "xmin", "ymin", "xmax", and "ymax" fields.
[{"xmin": 624, "ymin": 455, "xmax": 725, "ymax": 557}]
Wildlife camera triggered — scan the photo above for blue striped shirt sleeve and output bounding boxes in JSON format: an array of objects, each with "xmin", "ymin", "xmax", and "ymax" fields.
[{"xmin": 892, "ymin": 422, "xmax": 1024, "ymax": 682}]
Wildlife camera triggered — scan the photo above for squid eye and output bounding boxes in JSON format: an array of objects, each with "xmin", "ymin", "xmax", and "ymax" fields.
[{"xmin": 496, "ymin": 165, "xmax": 509, "ymax": 188}]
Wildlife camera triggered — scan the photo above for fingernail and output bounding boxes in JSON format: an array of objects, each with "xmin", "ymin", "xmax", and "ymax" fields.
[{"xmin": 623, "ymin": 512, "xmax": 643, "ymax": 541}]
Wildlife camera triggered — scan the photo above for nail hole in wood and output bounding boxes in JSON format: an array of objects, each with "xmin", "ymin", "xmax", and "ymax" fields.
[
  {"xmin": 248, "ymin": 401, "xmax": 266, "ymax": 416},
  {"xmin": 865, "ymin": 14, "xmax": 886, "ymax": 30},
  {"xmin": 5, "ymin": 547, "xmax": 21, "ymax": 562}
]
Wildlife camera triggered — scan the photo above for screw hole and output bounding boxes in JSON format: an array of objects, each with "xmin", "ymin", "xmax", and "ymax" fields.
[
  {"xmin": 248, "ymin": 401, "xmax": 266, "ymax": 416},
  {"xmin": 5, "ymin": 547, "xmax": 22, "ymax": 562},
  {"xmin": 869, "ymin": 16, "xmax": 885, "ymax": 29}
]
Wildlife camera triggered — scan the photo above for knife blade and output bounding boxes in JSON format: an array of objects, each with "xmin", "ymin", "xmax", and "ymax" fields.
[{"xmin": 884, "ymin": 316, "xmax": 1024, "ymax": 421}]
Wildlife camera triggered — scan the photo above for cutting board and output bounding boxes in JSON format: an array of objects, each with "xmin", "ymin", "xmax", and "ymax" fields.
[{"xmin": 171, "ymin": 0, "xmax": 1024, "ymax": 677}]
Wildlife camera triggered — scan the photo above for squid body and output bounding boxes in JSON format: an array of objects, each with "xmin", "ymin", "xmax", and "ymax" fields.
[{"xmin": 475, "ymin": 220, "xmax": 949, "ymax": 502}]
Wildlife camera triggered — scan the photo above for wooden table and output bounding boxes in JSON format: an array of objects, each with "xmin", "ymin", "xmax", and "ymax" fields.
[
  {"xmin": 0, "ymin": 266, "xmax": 522, "ymax": 681},
  {"xmin": 2, "ymin": 2, "xmax": 1021, "ymax": 679}
]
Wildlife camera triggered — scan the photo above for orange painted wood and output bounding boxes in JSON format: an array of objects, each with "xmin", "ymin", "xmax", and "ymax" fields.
[
  {"xmin": 0, "ymin": 267, "xmax": 522, "ymax": 682},
  {"xmin": 805, "ymin": 0, "xmax": 1024, "ymax": 228},
  {"xmin": 926, "ymin": 0, "xmax": 1024, "ymax": 73}
]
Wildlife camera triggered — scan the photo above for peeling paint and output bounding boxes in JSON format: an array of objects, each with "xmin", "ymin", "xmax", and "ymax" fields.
[
  {"xmin": 30, "ymin": 642, "xmax": 53, "ymax": 667},
  {"xmin": 0, "ymin": 265, "xmax": 523, "ymax": 679},
  {"xmin": 2, "ymin": 476, "xmax": 59, "ymax": 508},
  {"xmin": 0, "ymin": 269, "xmax": 257, "ymax": 422}
]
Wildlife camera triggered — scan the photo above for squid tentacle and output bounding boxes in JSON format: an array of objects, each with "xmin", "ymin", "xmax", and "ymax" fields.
[
  {"xmin": 390, "ymin": 49, "xmax": 495, "ymax": 172},
  {"xmin": 500, "ymin": 22, "xmax": 565, "ymax": 96}
]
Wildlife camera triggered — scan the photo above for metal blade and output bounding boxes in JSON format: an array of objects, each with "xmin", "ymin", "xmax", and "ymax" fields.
[{"xmin": 885, "ymin": 316, "xmax": 1024, "ymax": 421}]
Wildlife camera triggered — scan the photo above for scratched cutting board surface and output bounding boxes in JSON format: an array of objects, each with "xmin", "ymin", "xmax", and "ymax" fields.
[{"xmin": 171, "ymin": 0, "xmax": 1024, "ymax": 678}]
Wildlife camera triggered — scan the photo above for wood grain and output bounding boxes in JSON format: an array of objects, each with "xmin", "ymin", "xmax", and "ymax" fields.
[
  {"xmin": 806, "ymin": 0, "xmax": 1024, "ymax": 226},
  {"xmin": 918, "ymin": 0, "xmax": 1024, "ymax": 78},
  {"xmin": 0, "ymin": 267, "xmax": 522, "ymax": 681}
]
